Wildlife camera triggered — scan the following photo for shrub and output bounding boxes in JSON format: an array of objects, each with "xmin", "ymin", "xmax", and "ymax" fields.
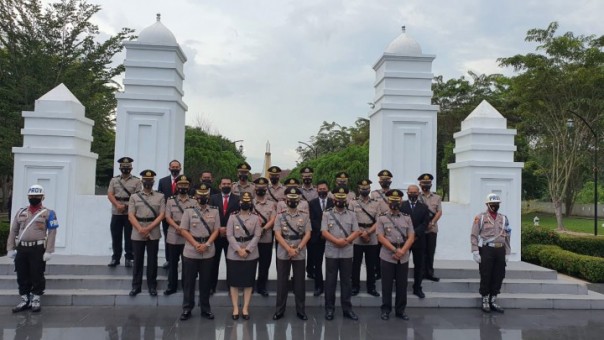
[
  {"xmin": 0, "ymin": 220, "xmax": 9, "ymax": 256},
  {"xmin": 522, "ymin": 244, "xmax": 604, "ymax": 283},
  {"xmin": 557, "ymin": 235, "xmax": 604, "ymax": 258},
  {"xmin": 521, "ymin": 225, "xmax": 559, "ymax": 245}
]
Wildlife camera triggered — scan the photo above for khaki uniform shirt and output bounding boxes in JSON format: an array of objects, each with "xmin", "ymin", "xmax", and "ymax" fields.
[
  {"xmin": 377, "ymin": 212, "xmax": 414, "ymax": 264},
  {"xmin": 321, "ymin": 208, "xmax": 359, "ymax": 258},
  {"xmin": 226, "ymin": 212, "xmax": 262, "ymax": 261},
  {"xmin": 129, "ymin": 191, "xmax": 165, "ymax": 241},
  {"xmin": 419, "ymin": 192, "xmax": 442, "ymax": 233},
  {"xmin": 471, "ymin": 211, "xmax": 511, "ymax": 255},
  {"xmin": 253, "ymin": 198, "xmax": 277, "ymax": 243},
  {"xmin": 300, "ymin": 185, "xmax": 318, "ymax": 202},
  {"xmin": 327, "ymin": 191, "xmax": 357, "ymax": 206},
  {"xmin": 277, "ymin": 200, "xmax": 309, "ymax": 214},
  {"xmin": 267, "ymin": 184, "xmax": 285, "ymax": 202},
  {"xmin": 231, "ymin": 181, "xmax": 256, "ymax": 199},
  {"xmin": 165, "ymin": 195, "xmax": 198, "ymax": 245},
  {"xmin": 181, "ymin": 205, "xmax": 220, "ymax": 260},
  {"xmin": 371, "ymin": 189, "xmax": 391, "ymax": 214},
  {"xmin": 7, "ymin": 206, "xmax": 59, "ymax": 253},
  {"xmin": 274, "ymin": 210, "xmax": 311, "ymax": 261},
  {"xmin": 350, "ymin": 197, "xmax": 379, "ymax": 246},
  {"xmin": 108, "ymin": 175, "xmax": 142, "ymax": 215}
]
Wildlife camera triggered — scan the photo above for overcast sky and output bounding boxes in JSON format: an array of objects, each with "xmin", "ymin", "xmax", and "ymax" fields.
[{"xmin": 83, "ymin": 0, "xmax": 604, "ymax": 172}]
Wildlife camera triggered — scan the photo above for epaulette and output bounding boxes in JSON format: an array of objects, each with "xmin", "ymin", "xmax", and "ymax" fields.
[
  {"xmin": 169, "ymin": 195, "xmax": 177, "ymax": 199},
  {"xmin": 113, "ymin": 175, "xmax": 120, "ymax": 178},
  {"xmin": 379, "ymin": 212, "xmax": 387, "ymax": 216},
  {"xmin": 132, "ymin": 176, "xmax": 139, "ymax": 179},
  {"xmin": 325, "ymin": 207, "xmax": 334, "ymax": 212},
  {"xmin": 402, "ymin": 212, "xmax": 410, "ymax": 216},
  {"xmin": 208, "ymin": 206, "xmax": 218, "ymax": 209}
]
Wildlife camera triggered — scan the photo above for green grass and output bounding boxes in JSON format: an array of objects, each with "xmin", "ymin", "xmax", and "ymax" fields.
[{"xmin": 522, "ymin": 213, "xmax": 602, "ymax": 235}]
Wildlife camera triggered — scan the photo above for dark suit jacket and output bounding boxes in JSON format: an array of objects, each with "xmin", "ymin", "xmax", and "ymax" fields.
[
  {"xmin": 400, "ymin": 200, "xmax": 431, "ymax": 235},
  {"xmin": 309, "ymin": 197, "xmax": 334, "ymax": 243},
  {"xmin": 209, "ymin": 192, "xmax": 240, "ymax": 227},
  {"xmin": 157, "ymin": 175, "xmax": 176, "ymax": 200}
]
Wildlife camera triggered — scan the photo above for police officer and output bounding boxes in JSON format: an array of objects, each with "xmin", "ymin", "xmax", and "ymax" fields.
[
  {"xmin": 471, "ymin": 193, "xmax": 511, "ymax": 314},
  {"xmin": 178, "ymin": 185, "xmax": 221, "ymax": 321},
  {"xmin": 376, "ymin": 189, "xmax": 415, "ymax": 321},
  {"xmin": 417, "ymin": 173, "xmax": 442, "ymax": 282},
  {"xmin": 333, "ymin": 172, "xmax": 356, "ymax": 204},
  {"xmin": 164, "ymin": 175, "xmax": 198, "ymax": 295},
  {"xmin": 300, "ymin": 167, "xmax": 318, "ymax": 202},
  {"xmin": 272, "ymin": 187, "xmax": 311, "ymax": 321},
  {"xmin": 276, "ymin": 179, "xmax": 309, "ymax": 213},
  {"xmin": 231, "ymin": 162, "xmax": 255, "ymax": 198},
  {"xmin": 371, "ymin": 169, "xmax": 393, "ymax": 214},
  {"xmin": 253, "ymin": 177, "xmax": 277, "ymax": 297},
  {"xmin": 266, "ymin": 166, "xmax": 285, "ymax": 202},
  {"xmin": 7, "ymin": 185, "xmax": 59, "ymax": 313},
  {"xmin": 128, "ymin": 170, "xmax": 165, "ymax": 297},
  {"xmin": 107, "ymin": 157, "xmax": 142, "ymax": 267},
  {"xmin": 321, "ymin": 186, "xmax": 360, "ymax": 321},
  {"xmin": 351, "ymin": 179, "xmax": 380, "ymax": 297}
]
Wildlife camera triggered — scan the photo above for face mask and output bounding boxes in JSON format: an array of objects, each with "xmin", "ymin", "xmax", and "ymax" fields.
[
  {"xmin": 170, "ymin": 169, "xmax": 180, "ymax": 177},
  {"xmin": 302, "ymin": 178, "xmax": 312, "ymax": 185},
  {"xmin": 221, "ymin": 187, "xmax": 231, "ymax": 194},
  {"xmin": 335, "ymin": 200, "xmax": 346, "ymax": 208},
  {"xmin": 198, "ymin": 197, "xmax": 209, "ymax": 205},
  {"xmin": 380, "ymin": 181, "xmax": 391, "ymax": 189},
  {"xmin": 318, "ymin": 191, "xmax": 328, "ymax": 199},
  {"xmin": 240, "ymin": 202, "xmax": 252, "ymax": 211},
  {"xmin": 178, "ymin": 188, "xmax": 188, "ymax": 195},
  {"xmin": 120, "ymin": 168, "xmax": 131, "ymax": 175},
  {"xmin": 256, "ymin": 189, "xmax": 266, "ymax": 196},
  {"xmin": 270, "ymin": 177, "xmax": 279, "ymax": 185},
  {"xmin": 360, "ymin": 189, "xmax": 370, "ymax": 197},
  {"xmin": 408, "ymin": 194, "xmax": 418, "ymax": 202},
  {"xmin": 389, "ymin": 202, "xmax": 401, "ymax": 210},
  {"xmin": 488, "ymin": 204, "xmax": 500, "ymax": 213},
  {"xmin": 421, "ymin": 184, "xmax": 432, "ymax": 191},
  {"xmin": 202, "ymin": 179, "xmax": 212, "ymax": 185},
  {"xmin": 287, "ymin": 201, "xmax": 299, "ymax": 208},
  {"xmin": 143, "ymin": 181, "xmax": 154, "ymax": 189},
  {"xmin": 239, "ymin": 174, "xmax": 248, "ymax": 182},
  {"xmin": 28, "ymin": 198, "xmax": 42, "ymax": 206}
]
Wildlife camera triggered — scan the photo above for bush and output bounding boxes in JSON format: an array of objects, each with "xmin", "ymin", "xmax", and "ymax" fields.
[
  {"xmin": 522, "ymin": 244, "xmax": 604, "ymax": 283},
  {"xmin": 0, "ymin": 220, "xmax": 9, "ymax": 256},
  {"xmin": 557, "ymin": 235, "xmax": 604, "ymax": 258},
  {"xmin": 521, "ymin": 225, "xmax": 559, "ymax": 245}
]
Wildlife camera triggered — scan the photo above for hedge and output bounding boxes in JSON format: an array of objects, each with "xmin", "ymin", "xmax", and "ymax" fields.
[
  {"xmin": 523, "ymin": 244, "xmax": 604, "ymax": 283},
  {"xmin": 522, "ymin": 225, "xmax": 604, "ymax": 258},
  {"xmin": 521, "ymin": 225, "xmax": 559, "ymax": 246}
]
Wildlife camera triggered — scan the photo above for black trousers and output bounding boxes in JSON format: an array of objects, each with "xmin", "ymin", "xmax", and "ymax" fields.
[
  {"xmin": 424, "ymin": 232, "xmax": 437, "ymax": 278},
  {"xmin": 211, "ymin": 236, "xmax": 229, "ymax": 291},
  {"xmin": 161, "ymin": 220, "xmax": 169, "ymax": 260},
  {"xmin": 182, "ymin": 256, "xmax": 213, "ymax": 313},
  {"xmin": 131, "ymin": 239, "xmax": 159, "ymax": 290},
  {"xmin": 275, "ymin": 259, "xmax": 306, "ymax": 315},
  {"xmin": 15, "ymin": 244, "xmax": 46, "ymax": 296},
  {"xmin": 166, "ymin": 243, "xmax": 184, "ymax": 291},
  {"xmin": 411, "ymin": 233, "xmax": 426, "ymax": 290},
  {"xmin": 324, "ymin": 258, "xmax": 353, "ymax": 313},
  {"xmin": 380, "ymin": 259, "xmax": 409, "ymax": 314},
  {"xmin": 352, "ymin": 244, "xmax": 379, "ymax": 291},
  {"xmin": 479, "ymin": 246, "xmax": 506, "ymax": 296},
  {"xmin": 110, "ymin": 214, "xmax": 133, "ymax": 261},
  {"xmin": 307, "ymin": 239, "xmax": 325, "ymax": 289},
  {"xmin": 256, "ymin": 242, "xmax": 273, "ymax": 292}
]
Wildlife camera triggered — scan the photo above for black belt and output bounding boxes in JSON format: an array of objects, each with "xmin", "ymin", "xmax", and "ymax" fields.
[
  {"xmin": 236, "ymin": 235, "xmax": 254, "ymax": 243},
  {"xmin": 359, "ymin": 223, "xmax": 373, "ymax": 228},
  {"xmin": 194, "ymin": 236, "xmax": 209, "ymax": 243},
  {"xmin": 137, "ymin": 217, "xmax": 155, "ymax": 222},
  {"xmin": 283, "ymin": 235, "xmax": 302, "ymax": 241},
  {"xmin": 116, "ymin": 197, "xmax": 130, "ymax": 202}
]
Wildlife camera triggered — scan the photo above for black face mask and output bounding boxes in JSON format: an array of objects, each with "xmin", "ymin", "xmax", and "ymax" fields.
[
  {"xmin": 178, "ymin": 188, "xmax": 188, "ymax": 195},
  {"xmin": 488, "ymin": 204, "xmax": 500, "ymax": 213},
  {"xmin": 120, "ymin": 168, "xmax": 131, "ymax": 175},
  {"xmin": 202, "ymin": 180, "xmax": 212, "ymax": 185},
  {"xmin": 287, "ymin": 201, "xmax": 299, "ymax": 209},
  {"xmin": 198, "ymin": 197, "xmax": 209, "ymax": 205},
  {"xmin": 170, "ymin": 169, "xmax": 180, "ymax": 177},
  {"xmin": 270, "ymin": 177, "xmax": 279, "ymax": 185},
  {"xmin": 240, "ymin": 202, "xmax": 252, "ymax": 211},
  {"xmin": 143, "ymin": 181, "xmax": 154, "ymax": 189},
  {"xmin": 408, "ymin": 194, "xmax": 418, "ymax": 202},
  {"xmin": 256, "ymin": 189, "xmax": 266, "ymax": 196},
  {"xmin": 221, "ymin": 187, "xmax": 231, "ymax": 194},
  {"xmin": 239, "ymin": 174, "xmax": 248, "ymax": 182},
  {"xmin": 421, "ymin": 184, "xmax": 432, "ymax": 191},
  {"xmin": 389, "ymin": 202, "xmax": 401, "ymax": 211},
  {"xmin": 302, "ymin": 178, "xmax": 312, "ymax": 185},
  {"xmin": 335, "ymin": 200, "xmax": 346, "ymax": 208},
  {"xmin": 380, "ymin": 181, "xmax": 391, "ymax": 189},
  {"xmin": 28, "ymin": 198, "xmax": 42, "ymax": 206},
  {"xmin": 318, "ymin": 191, "xmax": 328, "ymax": 199},
  {"xmin": 359, "ymin": 189, "xmax": 370, "ymax": 197}
]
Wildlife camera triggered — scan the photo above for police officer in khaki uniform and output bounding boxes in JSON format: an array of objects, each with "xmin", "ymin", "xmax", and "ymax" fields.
[
  {"xmin": 321, "ymin": 186, "xmax": 360, "ymax": 321},
  {"xmin": 371, "ymin": 169, "xmax": 394, "ymax": 214},
  {"xmin": 300, "ymin": 167, "xmax": 318, "ymax": 202},
  {"xmin": 267, "ymin": 166, "xmax": 285, "ymax": 202},
  {"xmin": 178, "ymin": 185, "xmax": 221, "ymax": 321},
  {"xmin": 107, "ymin": 157, "xmax": 142, "ymax": 267},
  {"xmin": 231, "ymin": 162, "xmax": 255, "ymax": 198},
  {"xmin": 253, "ymin": 177, "xmax": 277, "ymax": 297},
  {"xmin": 164, "ymin": 175, "xmax": 198, "ymax": 295},
  {"xmin": 272, "ymin": 187, "xmax": 312, "ymax": 321},
  {"xmin": 7, "ymin": 185, "xmax": 59, "ymax": 313},
  {"xmin": 417, "ymin": 173, "xmax": 443, "ymax": 282},
  {"xmin": 377, "ymin": 189, "xmax": 415, "ymax": 321},
  {"xmin": 471, "ymin": 193, "xmax": 511, "ymax": 314},
  {"xmin": 276, "ymin": 179, "xmax": 309, "ymax": 213},
  {"xmin": 351, "ymin": 179, "xmax": 380, "ymax": 297},
  {"xmin": 128, "ymin": 170, "xmax": 166, "ymax": 297},
  {"xmin": 333, "ymin": 172, "xmax": 357, "ymax": 204}
]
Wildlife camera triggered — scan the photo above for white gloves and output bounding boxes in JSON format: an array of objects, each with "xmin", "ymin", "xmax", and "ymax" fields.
[
  {"xmin": 505, "ymin": 255, "xmax": 510, "ymax": 263},
  {"xmin": 43, "ymin": 253, "xmax": 52, "ymax": 262},
  {"xmin": 472, "ymin": 251, "xmax": 481, "ymax": 264},
  {"xmin": 8, "ymin": 250, "xmax": 17, "ymax": 259}
]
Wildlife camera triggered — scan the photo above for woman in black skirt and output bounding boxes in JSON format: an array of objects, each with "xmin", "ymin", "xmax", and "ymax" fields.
[{"xmin": 226, "ymin": 192, "xmax": 262, "ymax": 320}]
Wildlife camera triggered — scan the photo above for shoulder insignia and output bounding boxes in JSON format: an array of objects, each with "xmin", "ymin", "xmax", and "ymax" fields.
[
  {"xmin": 474, "ymin": 216, "xmax": 480, "ymax": 223},
  {"xmin": 113, "ymin": 175, "xmax": 120, "ymax": 178},
  {"xmin": 325, "ymin": 207, "xmax": 334, "ymax": 212},
  {"xmin": 209, "ymin": 206, "xmax": 218, "ymax": 210},
  {"xmin": 379, "ymin": 212, "xmax": 387, "ymax": 216},
  {"xmin": 402, "ymin": 213, "xmax": 410, "ymax": 216}
]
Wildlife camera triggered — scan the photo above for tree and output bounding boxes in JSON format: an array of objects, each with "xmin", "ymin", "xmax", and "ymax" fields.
[
  {"xmin": 0, "ymin": 0, "xmax": 135, "ymax": 208},
  {"xmin": 499, "ymin": 22, "xmax": 604, "ymax": 230},
  {"xmin": 297, "ymin": 118, "xmax": 368, "ymax": 163}
]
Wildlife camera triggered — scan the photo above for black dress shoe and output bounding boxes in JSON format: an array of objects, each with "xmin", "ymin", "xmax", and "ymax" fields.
[
  {"xmin": 313, "ymin": 288, "xmax": 324, "ymax": 297},
  {"xmin": 149, "ymin": 288, "xmax": 157, "ymax": 296},
  {"xmin": 325, "ymin": 311, "xmax": 334, "ymax": 320},
  {"xmin": 108, "ymin": 259, "xmax": 119, "ymax": 267},
  {"xmin": 129, "ymin": 288, "xmax": 141, "ymax": 296},
  {"xmin": 180, "ymin": 310, "xmax": 191, "ymax": 321},
  {"xmin": 232, "ymin": 314, "xmax": 239, "ymax": 320},
  {"xmin": 242, "ymin": 314, "xmax": 250, "ymax": 320},
  {"xmin": 257, "ymin": 289, "xmax": 269, "ymax": 297},
  {"xmin": 307, "ymin": 273, "xmax": 315, "ymax": 279},
  {"xmin": 209, "ymin": 288, "xmax": 215, "ymax": 296},
  {"xmin": 425, "ymin": 275, "xmax": 440, "ymax": 282},
  {"xmin": 201, "ymin": 311, "xmax": 215, "ymax": 320},
  {"xmin": 351, "ymin": 288, "xmax": 359, "ymax": 296},
  {"xmin": 368, "ymin": 290, "xmax": 381, "ymax": 297},
  {"xmin": 380, "ymin": 312, "xmax": 390, "ymax": 320},
  {"xmin": 125, "ymin": 259, "xmax": 133, "ymax": 268},
  {"xmin": 413, "ymin": 288, "xmax": 425, "ymax": 299},
  {"xmin": 395, "ymin": 313, "xmax": 410, "ymax": 320},
  {"xmin": 163, "ymin": 289, "xmax": 176, "ymax": 296},
  {"xmin": 343, "ymin": 311, "xmax": 358, "ymax": 321},
  {"xmin": 272, "ymin": 312, "xmax": 284, "ymax": 320},
  {"xmin": 297, "ymin": 312, "xmax": 308, "ymax": 320}
]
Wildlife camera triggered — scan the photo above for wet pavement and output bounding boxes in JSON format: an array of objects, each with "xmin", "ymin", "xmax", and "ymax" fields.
[{"xmin": 1, "ymin": 306, "xmax": 603, "ymax": 339}]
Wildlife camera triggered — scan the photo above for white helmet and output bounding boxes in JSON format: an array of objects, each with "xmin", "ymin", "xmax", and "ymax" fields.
[
  {"xmin": 27, "ymin": 184, "xmax": 45, "ymax": 196},
  {"xmin": 485, "ymin": 193, "xmax": 501, "ymax": 204}
]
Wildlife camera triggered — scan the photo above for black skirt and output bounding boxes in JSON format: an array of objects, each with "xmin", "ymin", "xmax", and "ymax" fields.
[{"xmin": 227, "ymin": 259, "xmax": 258, "ymax": 288}]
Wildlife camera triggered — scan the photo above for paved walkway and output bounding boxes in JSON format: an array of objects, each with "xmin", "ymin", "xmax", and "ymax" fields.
[{"xmin": 1, "ymin": 306, "xmax": 604, "ymax": 339}]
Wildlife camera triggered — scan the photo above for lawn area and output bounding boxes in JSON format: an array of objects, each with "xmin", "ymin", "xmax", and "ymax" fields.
[{"xmin": 521, "ymin": 212, "xmax": 603, "ymax": 235}]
